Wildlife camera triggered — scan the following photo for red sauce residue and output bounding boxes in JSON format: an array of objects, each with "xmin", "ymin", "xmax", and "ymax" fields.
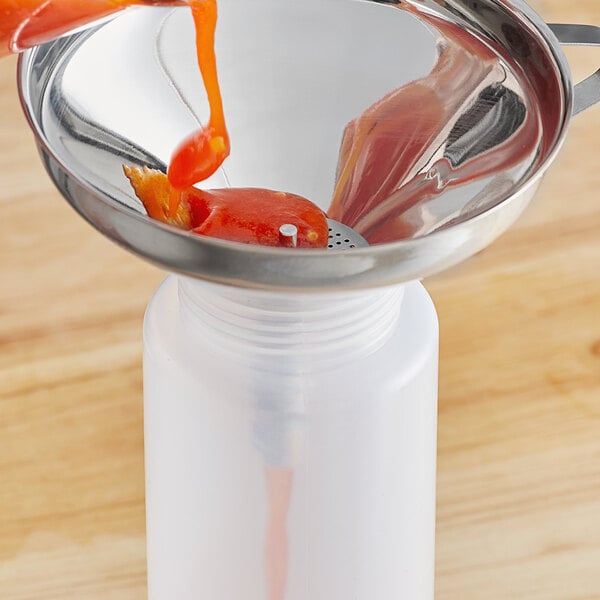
[{"xmin": 123, "ymin": 166, "xmax": 329, "ymax": 248}]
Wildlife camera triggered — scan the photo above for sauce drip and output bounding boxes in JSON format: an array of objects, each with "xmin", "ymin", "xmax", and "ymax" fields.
[{"xmin": 167, "ymin": 0, "xmax": 230, "ymax": 192}]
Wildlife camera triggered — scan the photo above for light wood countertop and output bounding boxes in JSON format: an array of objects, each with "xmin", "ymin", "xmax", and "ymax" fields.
[{"xmin": 1, "ymin": 1, "xmax": 599, "ymax": 598}]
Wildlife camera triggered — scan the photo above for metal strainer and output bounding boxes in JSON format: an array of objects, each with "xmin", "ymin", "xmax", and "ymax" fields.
[
  {"xmin": 17, "ymin": 0, "xmax": 600, "ymax": 290},
  {"xmin": 326, "ymin": 220, "xmax": 369, "ymax": 251}
]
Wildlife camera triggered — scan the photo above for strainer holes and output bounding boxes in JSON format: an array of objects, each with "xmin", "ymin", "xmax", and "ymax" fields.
[{"xmin": 325, "ymin": 218, "xmax": 369, "ymax": 250}]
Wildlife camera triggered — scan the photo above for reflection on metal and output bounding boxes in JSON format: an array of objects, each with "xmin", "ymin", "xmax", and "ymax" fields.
[{"xmin": 444, "ymin": 85, "xmax": 527, "ymax": 167}]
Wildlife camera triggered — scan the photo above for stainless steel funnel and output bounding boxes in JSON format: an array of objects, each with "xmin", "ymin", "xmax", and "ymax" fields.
[{"xmin": 17, "ymin": 0, "xmax": 600, "ymax": 290}]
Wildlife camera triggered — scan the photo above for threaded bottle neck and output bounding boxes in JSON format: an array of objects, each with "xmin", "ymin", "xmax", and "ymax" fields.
[{"xmin": 178, "ymin": 278, "xmax": 405, "ymax": 371}]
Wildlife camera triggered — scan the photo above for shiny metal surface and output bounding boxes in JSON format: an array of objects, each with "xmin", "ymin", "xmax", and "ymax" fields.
[
  {"xmin": 549, "ymin": 23, "xmax": 600, "ymax": 115},
  {"xmin": 17, "ymin": 0, "xmax": 599, "ymax": 290}
]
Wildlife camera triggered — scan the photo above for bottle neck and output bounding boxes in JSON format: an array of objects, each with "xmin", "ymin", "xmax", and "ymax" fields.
[{"xmin": 178, "ymin": 277, "xmax": 405, "ymax": 372}]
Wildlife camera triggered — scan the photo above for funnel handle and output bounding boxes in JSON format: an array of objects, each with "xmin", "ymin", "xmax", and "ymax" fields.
[{"xmin": 549, "ymin": 23, "xmax": 600, "ymax": 116}]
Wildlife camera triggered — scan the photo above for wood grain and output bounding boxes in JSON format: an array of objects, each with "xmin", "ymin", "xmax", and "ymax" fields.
[{"xmin": 1, "ymin": 2, "xmax": 600, "ymax": 598}]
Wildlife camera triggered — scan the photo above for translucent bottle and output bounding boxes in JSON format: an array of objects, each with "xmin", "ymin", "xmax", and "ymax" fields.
[
  {"xmin": 143, "ymin": 275, "xmax": 439, "ymax": 599},
  {"xmin": 0, "ymin": 0, "xmax": 184, "ymax": 56}
]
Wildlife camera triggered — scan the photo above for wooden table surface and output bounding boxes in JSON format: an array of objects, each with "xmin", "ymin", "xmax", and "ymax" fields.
[{"xmin": 1, "ymin": 2, "xmax": 599, "ymax": 598}]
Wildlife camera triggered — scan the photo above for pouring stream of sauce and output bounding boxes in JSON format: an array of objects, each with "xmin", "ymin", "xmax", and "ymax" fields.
[{"xmin": 167, "ymin": 0, "xmax": 231, "ymax": 193}]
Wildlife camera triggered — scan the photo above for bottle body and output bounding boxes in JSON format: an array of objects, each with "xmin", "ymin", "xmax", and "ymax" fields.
[{"xmin": 144, "ymin": 275, "xmax": 439, "ymax": 600}]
